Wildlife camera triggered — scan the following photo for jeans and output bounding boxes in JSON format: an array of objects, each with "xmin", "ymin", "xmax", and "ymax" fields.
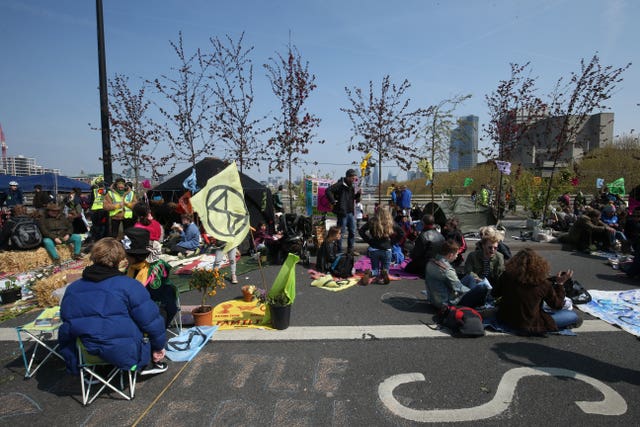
[
  {"xmin": 550, "ymin": 309, "xmax": 580, "ymax": 329},
  {"xmin": 368, "ymin": 247, "xmax": 392, "ymax": 276},
  {"xmin": 337, "ymin": 212, "xmax": 356, "ymax": 253},
  {"xmin": 458, "ymin": 283, "xmax": 491, "ymax": 308},
  {"xmin": 42, "ymin": 234, "xmax": 82, "ymax": 260}
]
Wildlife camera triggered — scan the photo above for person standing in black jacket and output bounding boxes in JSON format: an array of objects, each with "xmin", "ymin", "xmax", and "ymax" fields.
[{"xmin": 325, "ymin": 169, "xmax": 361, "ymax": 255}]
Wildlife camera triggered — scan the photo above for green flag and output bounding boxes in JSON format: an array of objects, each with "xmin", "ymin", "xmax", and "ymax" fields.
[
  {"xmin": 608, "ymin": 177, "xmax": 625, "ymax": 195},
  {"xmin": 463, "ymin": 177, "xmax": 474, "ymax": 187},
  {"xmin": 261, "ymin": 253, "xmax": 300, "ymax": 325}
]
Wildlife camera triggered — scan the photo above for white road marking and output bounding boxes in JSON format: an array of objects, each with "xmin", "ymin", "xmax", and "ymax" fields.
[
  {"xmin": 0, "ymin": 320, "xmax": 621, "ymax": 342},
  {"xmin": 378, "ymin": 367, "xmax": 628, "ymax": 423}
]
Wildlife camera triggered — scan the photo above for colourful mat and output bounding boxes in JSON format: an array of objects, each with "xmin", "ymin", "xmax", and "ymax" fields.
[
  {"xmin": 577, "ymin": 289, "xmax": 640, "ymax": 337},
  {"xmin": 353, "ymin": 257, "xmax": 421, "ymax": 280},
  {"xmin": 181, "ymin": 301, "xmax": 271, "ymax": 330}
]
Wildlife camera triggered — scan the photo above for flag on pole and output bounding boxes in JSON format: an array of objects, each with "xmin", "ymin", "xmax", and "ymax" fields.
[
  {"xmin": 495, "ymin": 160, "xmax": 511, "ymax": 175},
  {"xmin": 608, "ymin": 177, "xmax": 625, "ymax": 195},
  {"xmin": 182, "ymin": 168, "xmax": 199, "ymax": 193},
  {"xmin": 596, "ymin": 178, "xmax": 604, "ymax": 189},
  {"xmin": 190, "ymin": 163, "xmax": 250, "ymax": 253},
  {"xmin": 463, "ymin": 177, "xmax": 474, "ymax": 187}
]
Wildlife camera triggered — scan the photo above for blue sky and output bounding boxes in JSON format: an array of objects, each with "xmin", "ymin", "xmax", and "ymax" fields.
[{"xmin": 1, "ymin": 0, "xmax": 638, "ymax": 183}]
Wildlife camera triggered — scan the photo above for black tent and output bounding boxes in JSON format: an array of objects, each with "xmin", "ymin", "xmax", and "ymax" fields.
[{"xmin": 150, "ymin": 157, "xmax": 276, "ymax": 231}]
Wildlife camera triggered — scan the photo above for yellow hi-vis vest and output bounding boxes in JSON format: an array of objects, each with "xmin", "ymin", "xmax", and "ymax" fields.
[
  {"xmin": 108, "ymin": 190, "xmax": 134, "ymax": 218},
  {"xmin": 91, "ymin": 188, "xmax": 105, "ymax": 210}
]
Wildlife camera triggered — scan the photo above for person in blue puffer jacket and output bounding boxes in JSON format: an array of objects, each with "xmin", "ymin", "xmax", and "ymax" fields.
[{"xmin": 58, "ymin": 237, "xmax": 168, "ymax": 376}]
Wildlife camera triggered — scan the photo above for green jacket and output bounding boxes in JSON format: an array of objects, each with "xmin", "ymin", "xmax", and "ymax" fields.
[{"xmin": 464, "ymin": 249, "xmax": 505, "ymax": 285}]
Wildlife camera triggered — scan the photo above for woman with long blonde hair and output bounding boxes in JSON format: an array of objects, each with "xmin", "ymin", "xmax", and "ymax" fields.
[{"xmin": 358, "ymin": 206, "xmax": 404, "ymax": 284}]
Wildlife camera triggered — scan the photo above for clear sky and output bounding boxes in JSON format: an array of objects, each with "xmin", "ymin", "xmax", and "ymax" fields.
[{"xmin": 1, "ymin": 0, "xmax": 638, "ymax": 183}]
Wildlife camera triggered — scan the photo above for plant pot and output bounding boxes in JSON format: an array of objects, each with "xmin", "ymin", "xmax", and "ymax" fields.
[
  {"xmin": 269, "ymin": 304, "xmax": 291, "ymax": 330},
  {"xmin": 241, "ymin": 286, "xmax": 255, "ymax": 302},
  {"xmin": 0, "ymin": 288, "xmax": 22, "ymax": 305},
  {"xmin": 192, "ymin": 306, "xmax": 213, "ymax": 326}
]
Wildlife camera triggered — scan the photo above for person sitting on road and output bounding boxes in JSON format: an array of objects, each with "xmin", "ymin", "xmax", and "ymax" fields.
[
  {"xmin": 425, "ymin": 240, "xmax": 491, "ymax": 310},
  {"xmin": 58, "ymin": 237, "xmax": 168, "ymax": 376},
  {"xmin": 315, "ymin": 226, "xmax": 341, "ymax": 274},
  {"xmin": 404, "ymin": 214, "xmax": 445, "ymax": 277},
  {"xmin": 253, "ymin": 221, "xmax": 282, "ymax": 256},
  {"xmin": 441, "ymin": 217, "xmax": 466, "ymax": 266},
  {"xmin": 359, "ymin": 205, "xmax": 405, "ymax": 284},
  {"xmin": 165, "ymin": 213, "xmax": 200, "ymax": 255},
  {"xmin": 560, "ymin": 208, "xmax": 614, "ymax": 252},
  {"xmin": 464, "ymin": 231, "xmax": 505, "ymax": 288},
  {"xmin": 491, "ymin": 248, "xmax": 582, "ymax": 335}
]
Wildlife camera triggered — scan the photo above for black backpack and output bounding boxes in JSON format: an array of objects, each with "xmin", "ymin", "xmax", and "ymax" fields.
[
  {"xmin": 330, "ymin": 252, "xmax": 354, "ymax": 278},
  {"xmin": 434, "ymin": 305, "xmax": 485, "ymax": 338},
  {"xmin": 10, "ymin": 218, "xmax": 43, "ymax": 250}
]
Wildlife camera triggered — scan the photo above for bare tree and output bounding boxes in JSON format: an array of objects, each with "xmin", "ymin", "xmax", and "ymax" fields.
[
  {"xmin": 417, "ymin": 94, "xmax": 472, "ymax": 206},
  {"xmin": 209, "ymin": 32, "xmax": 267, "ymax": 173},
  {"xmin": 151, "ymin": 32, "xmax": 216, "ymax": 171},
  {"xmin": 264, "ymin": 41, "xmax": 323, "ymax": 212},
  {"xmin": 342, "ymin": 75, "xmax": 422, "ymax": 204},
  {"xmin": 484, "ymin": 62, "xmax": 546, "ymax": 217},
  {"xmin": 538, "ymin": 54, "xmax": 631, "ymax": 221},
  {"xmin": 107, "ymin": 74, "xmax": 168, "ymax": 190}
]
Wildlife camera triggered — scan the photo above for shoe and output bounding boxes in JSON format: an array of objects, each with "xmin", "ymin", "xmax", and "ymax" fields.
[
  {"xmin": 381, "ymin": 269, "xmax": 390, "ymax": 284},
  {"xmin": 348, "ymin": 250, "xmax": 360, "ymax": 257},
  {"xmin": 358, "ymin": 270, "xmax": 372, "ymax": 286},
  {"xmin": 73, "ymin": 254, "xmax": 84, "ymax": 260},
  {"xmin": 140, "ymin": 361, "xmax": 168, "ymax": 376},
  {"xmin": 231, "ymin": 274, "xmax": 238, "ymax": 284}
]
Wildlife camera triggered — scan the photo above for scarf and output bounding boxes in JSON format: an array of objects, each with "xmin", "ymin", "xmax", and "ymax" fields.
[{"xmin": 127, "ymin": 260, "xmax": 150, "ymax": 287}]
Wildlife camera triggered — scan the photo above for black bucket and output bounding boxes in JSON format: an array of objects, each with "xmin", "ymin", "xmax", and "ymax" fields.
[{"xmin": 270, "ymin": 304, "xmax": 291, "ymax": 330}]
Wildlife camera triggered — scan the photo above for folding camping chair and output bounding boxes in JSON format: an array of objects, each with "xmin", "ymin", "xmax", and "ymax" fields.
[
  {"xmin": 77, "ymin": 340, "xmax": 137, "ymax": 406},
  {"xmin": 167, "ymin": 285, "xmax": 183, "ymax": 337},
  {"xmin": 15, "ymin": 306, "xmax": 64, "ymax": 379}
]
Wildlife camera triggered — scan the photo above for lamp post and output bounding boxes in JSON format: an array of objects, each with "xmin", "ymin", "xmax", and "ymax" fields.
[{"xmin": 96, "ymin": 0, "xmax": 112, "ymax": 185}]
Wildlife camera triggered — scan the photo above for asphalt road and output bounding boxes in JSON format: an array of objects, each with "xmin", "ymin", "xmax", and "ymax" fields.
[{"xmin": 1, "ymin": 237, "xmax": 639, "ymax": 426}]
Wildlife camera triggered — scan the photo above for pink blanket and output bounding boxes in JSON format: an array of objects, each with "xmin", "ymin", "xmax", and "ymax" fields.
[{"xmin": 353, "ymin": 256, "xmax": 421, "ymax": 280}]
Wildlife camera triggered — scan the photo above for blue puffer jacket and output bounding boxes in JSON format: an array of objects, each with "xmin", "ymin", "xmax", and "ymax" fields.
[{"xmin": 58, "ymin": 265, "xmax": 167, "ymax": 375}]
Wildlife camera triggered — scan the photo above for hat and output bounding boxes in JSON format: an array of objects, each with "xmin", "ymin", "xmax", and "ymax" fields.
[
  {"xmin": 34, "ymin": 184, "xmax": 42, "ymax": 190},
  {"xmin": 45, "ymin": 203, "xmax": 61, "ymax": 211},
  {"xmin": 8, "ymin": 181, "xmax": 18, "ymax": 186},
  {"xmin": 122, "ymin": 227, "xmax": 151, "ymax": 255},
  {"xmin": 346, "ymin": 169, "xmax": 358, "ymax": 177}
]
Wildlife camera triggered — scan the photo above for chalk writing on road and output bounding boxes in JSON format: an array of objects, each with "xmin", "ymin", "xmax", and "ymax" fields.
[{"xmin": 378, "ymin": 367, "xmax": 627, "ymax": 423}]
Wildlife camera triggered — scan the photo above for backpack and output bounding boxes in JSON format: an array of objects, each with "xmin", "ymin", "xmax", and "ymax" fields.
[
  {"xmin": 563, "ymin": 278, "xmax": 592, "ymax": 304},
  {"xmin": 330, "ymin": 252, "xmax": 355, "ymax": 278},
  {"xmin": 10, "ymin": 218, "xmax": 43, "ymax": 250},
  {"xmin": 434, "ymin": 305, "xmax": 485, "ymax": 338}
]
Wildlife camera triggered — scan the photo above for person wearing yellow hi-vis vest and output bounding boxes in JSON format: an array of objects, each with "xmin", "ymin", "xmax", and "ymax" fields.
[{"xmin": 103, "ymin": 178, "xmax": 137, "ymax": 238}]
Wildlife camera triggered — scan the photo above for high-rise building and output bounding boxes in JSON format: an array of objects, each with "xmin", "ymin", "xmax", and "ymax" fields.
[
  {"xmin": 504, "ymin": 112, "xmax": 613, "ymax": 168},
  {"xmin": 1, "ymin": 155, "xmax": 60, "ymax": 176},
  {"xmin": 448, "ymin": 115, "xmax": 478, "ymax": 171}
]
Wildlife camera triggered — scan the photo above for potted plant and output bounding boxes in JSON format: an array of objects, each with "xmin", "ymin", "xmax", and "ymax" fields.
[
  {"xmin": 189, "ymin": 267, "xmax": 226, "ymax": 326},
  {"xmin": 266, "ymin": 293, "xmax": 292, "ymax": 330},
  {"xmin": 241, "ymin": 285, "xmax": 256, "ymax": 302},
  {"xmin": 1, "ymin": 277, "xmax": 22, "ymax": 305}
]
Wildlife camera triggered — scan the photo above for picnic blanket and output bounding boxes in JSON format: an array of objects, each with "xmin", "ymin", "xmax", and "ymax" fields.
[
  {"xmin": 577, "ymin": 289, "xmax": 640, "ymax": 337},
  {"xmin": 165, "ymin": 326, "xmax": 218, "ymax": 362},
  {"xmin": 354, "ymin": 257, "xmax": 421, "ymax": 280}
]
